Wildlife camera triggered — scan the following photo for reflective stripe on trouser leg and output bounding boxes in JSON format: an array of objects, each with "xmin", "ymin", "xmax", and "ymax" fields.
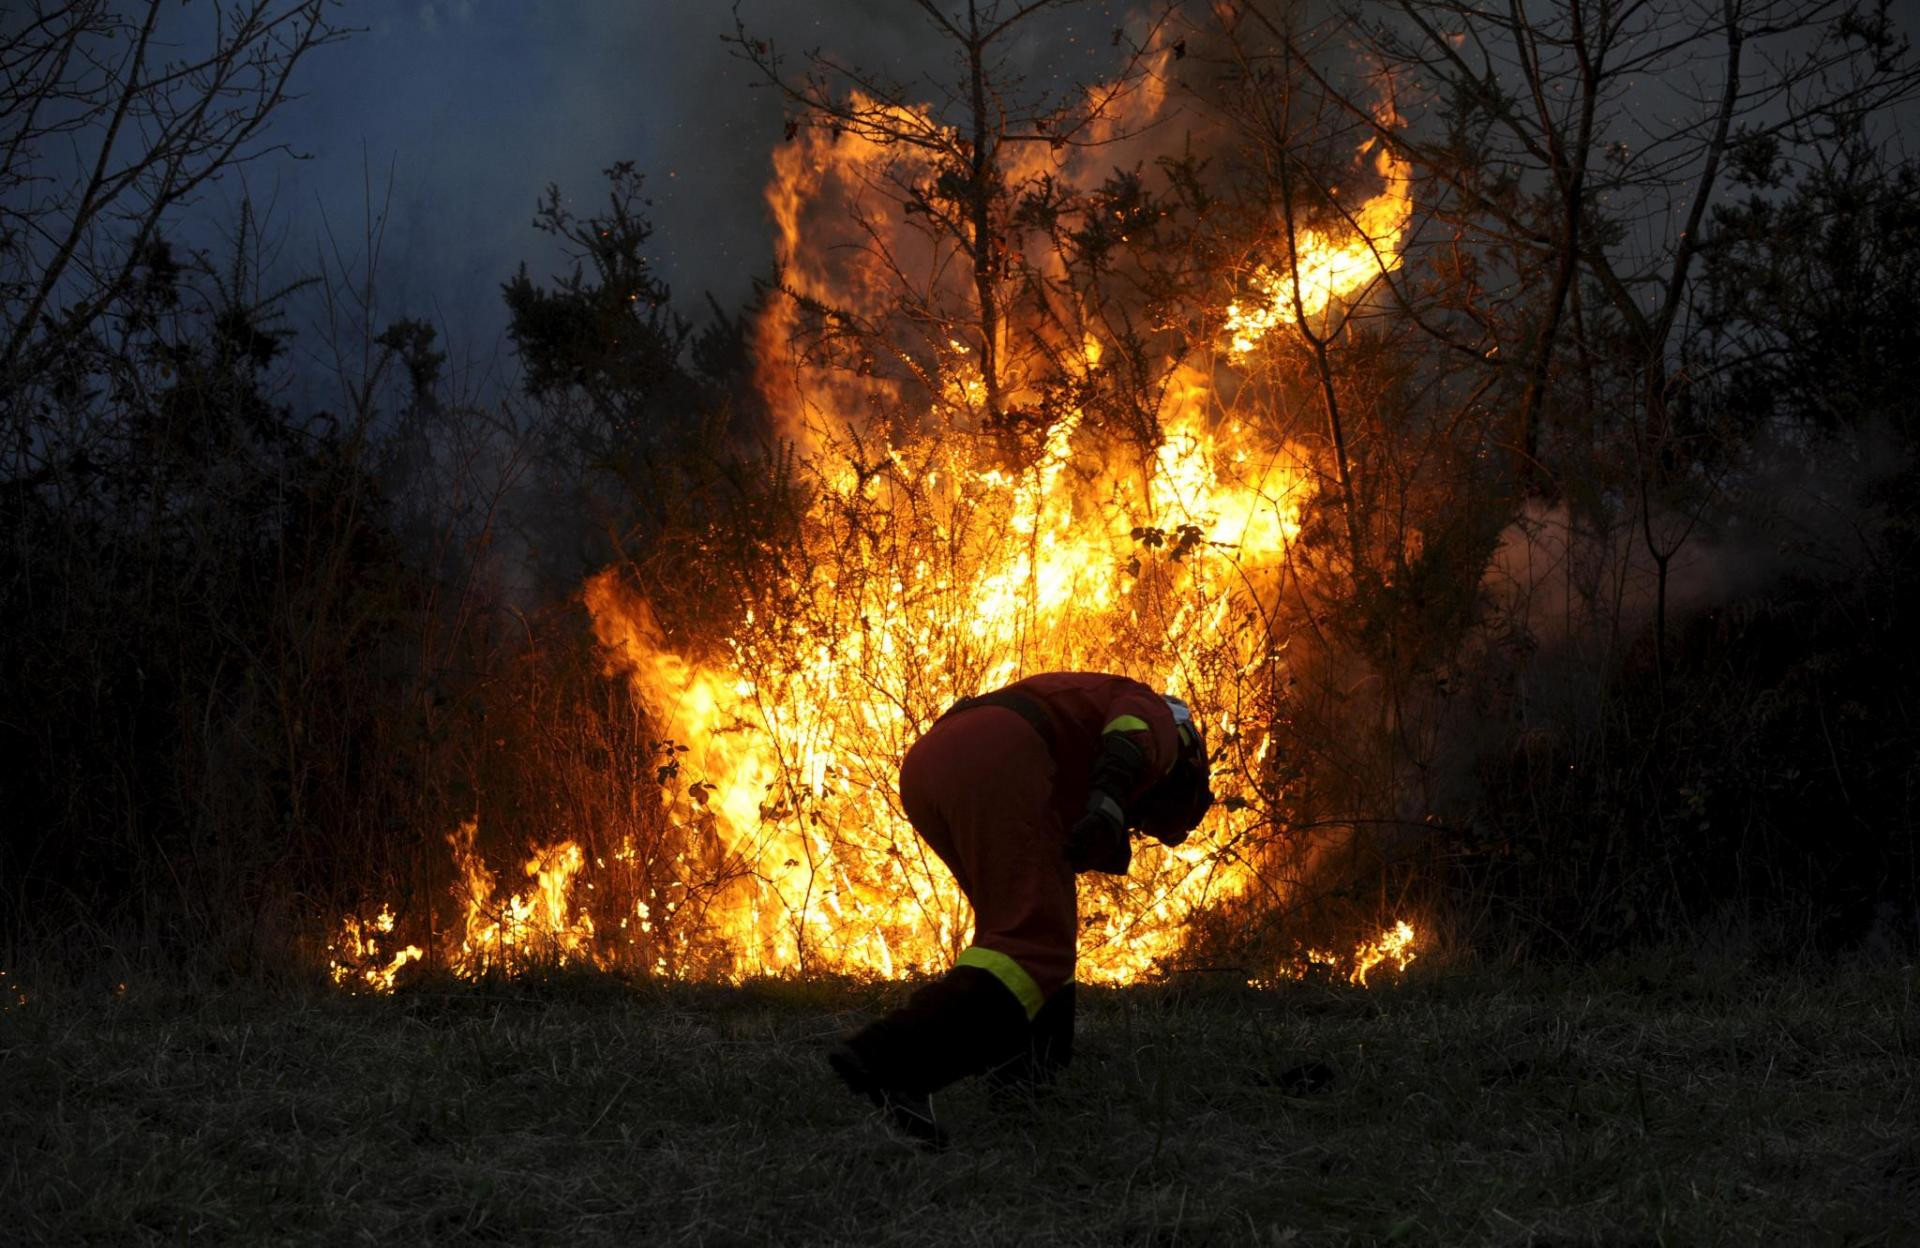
[{"xmin": 955, "ymin": 946, "xmax": 1045, "ymax": 1020}]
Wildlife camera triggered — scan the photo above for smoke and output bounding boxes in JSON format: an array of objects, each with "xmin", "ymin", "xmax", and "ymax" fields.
[
  {"xmin": 1439, "ymin": 418, "xmax": 1914, "ymax": 822},
  {"xmin": 1487, "ymin": 422, "xmax": 1909, "ymax": 662}
]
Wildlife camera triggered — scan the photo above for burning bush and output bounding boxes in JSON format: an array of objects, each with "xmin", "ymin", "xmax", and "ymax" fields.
[{"xmin": 327, "ymin": 18, "xmax": 1430, "ymax": 991}]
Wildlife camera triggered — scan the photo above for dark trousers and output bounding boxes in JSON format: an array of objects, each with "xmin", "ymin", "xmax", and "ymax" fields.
[{"xmin": 844, "ymin": 705, "xmax": 1079, "ymax": 1095}]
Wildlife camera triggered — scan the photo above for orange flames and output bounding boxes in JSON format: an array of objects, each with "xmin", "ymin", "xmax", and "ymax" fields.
[
  {"xmin": 1323, "ymin": 919, "xmax": 1420, "ymax": 987},
  {"xmin": 327, "ymin": 51, "xmax": 1420, "ymax": 994},
  {"xmin": 1224, "ymin": 129, "xmax": 1413, "ymax": 354},
  {"xmin": 327, "ymin": 906, "xmax": 421, "ymax": 993},
  {"xmin": 579, "ymin": 399, "xmax": 1312, "ymax": 986}
]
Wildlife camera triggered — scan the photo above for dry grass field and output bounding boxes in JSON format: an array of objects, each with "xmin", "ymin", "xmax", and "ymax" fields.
[{"xmin": 3, "ymin": 954, "xmax": 1915, "ymax": 1245}]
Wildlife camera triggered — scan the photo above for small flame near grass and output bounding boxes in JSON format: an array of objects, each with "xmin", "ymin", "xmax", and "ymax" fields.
[
  {"xmin": 326, "ymin": 906, "xmax": 423, "ymax": 993},
  {"xmin": 1324, "ymin": 919, "xmax": 1420, "ymax": 987},
  {"xmin": 325, "ymin": 826, "xmax": 1422, "ymax": 994}
]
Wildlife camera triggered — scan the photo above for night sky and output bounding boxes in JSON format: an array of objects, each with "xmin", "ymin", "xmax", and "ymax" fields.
[{"xmin": 257, "ymin": 1, "xmax": 1133, "ymax": 391}]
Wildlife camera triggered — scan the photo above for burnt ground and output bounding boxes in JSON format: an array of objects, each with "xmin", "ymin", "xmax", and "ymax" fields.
[{"xmin": 1, "ymin": 955, "xmax": 1915, "ymax": 1245}]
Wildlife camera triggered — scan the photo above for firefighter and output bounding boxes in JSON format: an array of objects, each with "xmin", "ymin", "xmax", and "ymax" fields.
[{"xmin": 827, "ymin": 671, "xmax": 1214, "ymax": 1145}]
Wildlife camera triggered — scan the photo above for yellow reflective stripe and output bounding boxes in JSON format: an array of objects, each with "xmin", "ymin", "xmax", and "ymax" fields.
[
  {"xmin": 955, "ymin": 946, "xmax": 1045, "ymax": 1019},
  {"xmin": 1102, "ymin": 715, "xmax": 1150, "ymax": 735}
]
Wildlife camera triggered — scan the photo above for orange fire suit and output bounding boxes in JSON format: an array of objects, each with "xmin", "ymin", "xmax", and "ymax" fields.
[{"xmin": 898, "ymin": 671, "xmax": 1184, "ymax": 1012}]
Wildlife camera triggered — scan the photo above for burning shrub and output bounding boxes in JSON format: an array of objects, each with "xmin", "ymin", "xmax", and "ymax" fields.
[{"xmin": 328, "ymin": 15, "xmax": 1435, "ymax": 991}]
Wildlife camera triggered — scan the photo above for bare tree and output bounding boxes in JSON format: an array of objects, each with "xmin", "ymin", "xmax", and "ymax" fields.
[
  {"xmin": 729, "ymin": 0, "xmax": 1175, "ymax": 456},
  {"xmin": 1307, "ymin": 0, "xmax": 1920, "ymax": 480},
  {"xmin": 1212, "ymin": 0, "xmax": 1918, "ymax": 685},
  {"xmin": 0, "ymin": 1, "xmax": 344, "ymax": 403}
]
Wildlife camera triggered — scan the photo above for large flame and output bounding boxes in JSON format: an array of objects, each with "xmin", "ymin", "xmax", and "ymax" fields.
[
  {"xmin": 328, "ymin": 51, "xmax": 1419, "ymax": 993},
  {"xmin": 580, "ymin": 396, "xmax": 1312, "ymax": 986},
  {"xmin": 1224, "ymin": 135, "xmax": 1412, "ymax": 355}
]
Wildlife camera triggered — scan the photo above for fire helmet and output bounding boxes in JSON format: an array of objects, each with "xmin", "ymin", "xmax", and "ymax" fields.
[{"xmin": 1137, "ymin": 695, "xmax": 1214, "ymax": 845}]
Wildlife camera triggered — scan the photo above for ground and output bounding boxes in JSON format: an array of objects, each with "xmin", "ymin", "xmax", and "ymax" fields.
[{"xmin": 2, "ymin": 954, "xmax": 1915, "ymax": 1245}]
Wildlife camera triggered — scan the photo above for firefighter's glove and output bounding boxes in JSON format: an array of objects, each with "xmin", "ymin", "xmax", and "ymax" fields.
[
  {"xmin": 1066, "ymin": 804, "xmax": 1130, "ymax": 875},
  {"xmin": 1071, "ymin": 731, "xmax": 1147, "ymax": 874},
  {"xmin": 1089, "ymin": 731, "xmax": 1148, "ymax": 802}
]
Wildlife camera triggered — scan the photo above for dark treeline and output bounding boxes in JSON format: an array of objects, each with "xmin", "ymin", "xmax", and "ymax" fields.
[{"xmin": 3, "ymin": 0, "xmax": 1917, "ymax": 977}]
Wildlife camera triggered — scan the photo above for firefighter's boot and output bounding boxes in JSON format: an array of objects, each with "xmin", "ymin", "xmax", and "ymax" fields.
[
  {"xmin": 827, "ymin": 1042, "xmax": 946, "ymax": 1149},
  {"xmin": 828, "ymin": 965, "xmax": 1030, "ymax": 1146},
  {"xmin": 988, "ymin": 981, "xmax": 1075, "ymax": 1105}
]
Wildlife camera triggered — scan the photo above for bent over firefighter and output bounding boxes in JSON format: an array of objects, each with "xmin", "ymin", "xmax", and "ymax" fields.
[{"xmin": 828, "ymin": 671, "xmax": 1214, "ymax": 1144}]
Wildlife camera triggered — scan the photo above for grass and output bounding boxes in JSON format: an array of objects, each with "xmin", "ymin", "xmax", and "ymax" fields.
[{"xmin": 2, "ymin": 954, "xmax": 1915, "ymax": 1245}]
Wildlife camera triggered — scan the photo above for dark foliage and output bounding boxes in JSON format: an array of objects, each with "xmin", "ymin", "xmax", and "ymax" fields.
[
  {"xmin": 0, "ymin": 231, "xmax": 418, "ymax": 962},
  {"xmin": 1701, "ymin": 141, "xmax": 1920, "ymax": 441},
  {"xmin": 1460, "ymin": 559, "xmax": 1918, "ymax": 954},
  {"xmin": 502, "ymin": 162, "xmax": 696, "ymax": 434},
  {"xmin": 1447, "ymin": 151, "xmax": 1920, "ymax": 957}
]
